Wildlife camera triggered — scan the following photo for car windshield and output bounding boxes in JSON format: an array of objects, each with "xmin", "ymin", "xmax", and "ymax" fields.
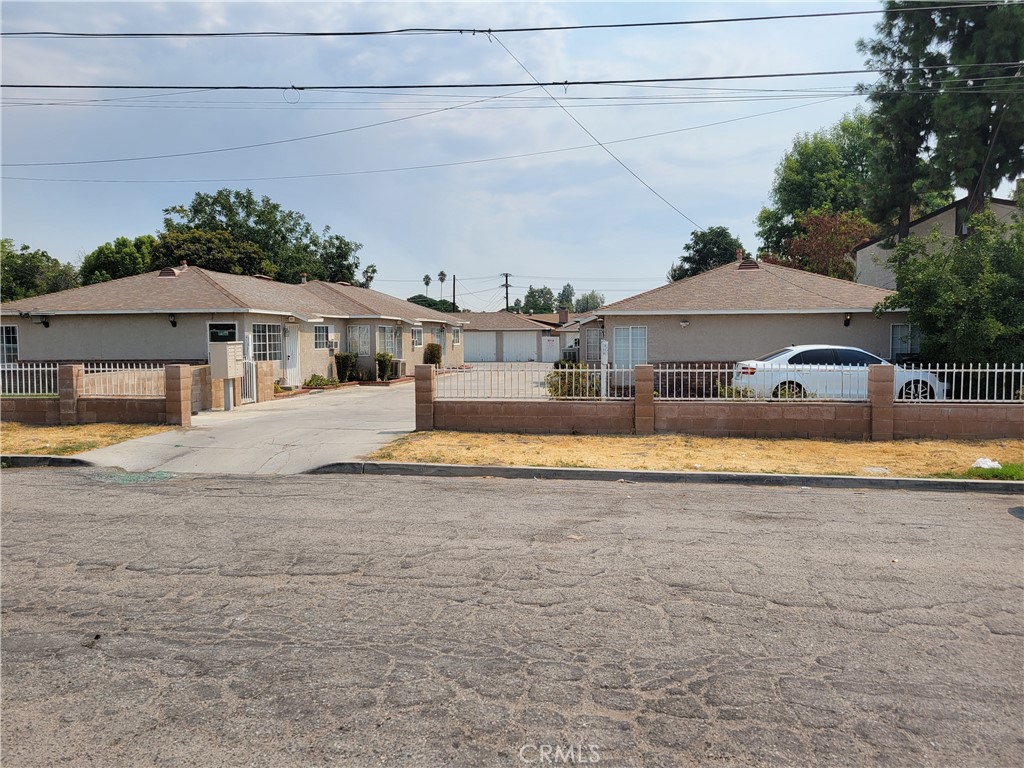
[{"xmin": 755, "ymin": 348, "xmax": 793, "ymax": 362}]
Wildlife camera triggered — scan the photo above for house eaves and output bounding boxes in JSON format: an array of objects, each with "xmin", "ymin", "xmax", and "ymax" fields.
[{"xmin": 596, "ymin": 307, "xmax": 897, "ymax": 316}]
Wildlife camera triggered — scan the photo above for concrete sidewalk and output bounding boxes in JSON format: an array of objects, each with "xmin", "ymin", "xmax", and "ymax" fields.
[{"xmin": 77, "ymin": 384, "xmax": 414, "ymax": 474}]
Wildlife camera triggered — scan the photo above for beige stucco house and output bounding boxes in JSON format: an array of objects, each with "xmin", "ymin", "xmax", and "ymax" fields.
[
  {"xmin": 591, "ymin": 259, "xmax": 913, "ymax": 365},
  {"xmin": 855, "ymin": 197, "xmax": 1018, "ymax": 290},
  {"xmin": 0, "ymin": 264, "xmax": 465, "ymax": 384}
]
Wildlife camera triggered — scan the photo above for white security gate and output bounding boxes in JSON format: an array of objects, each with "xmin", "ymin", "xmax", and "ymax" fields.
[
  {"xmin": 464, "ymin": 331, "xmax": 498, "ymax": 362},
  {"xmin": 241, "ymin": 359, "xmax": 257, "ymax": 403},
  {"xmin": 502, "ymin": 331, "xmax": 539, "ymax": 362},
  {"xmin": 284, "ymin": 325, "xmax": 301, "ymax": 386}
]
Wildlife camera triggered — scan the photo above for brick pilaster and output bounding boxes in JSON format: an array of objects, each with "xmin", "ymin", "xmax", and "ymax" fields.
[
  {"xmin": 58, "ymin": 364, "xmax": 82, "ymax": 425},
  {"xmin": 415, "ymin": 364, "xmax": 436, "ymax": 431},
  {"xmin": 165, "ymin": 365, "xmax": 192, "ymax": 427},
  {"xmin": 634, "ymin": 364, "xmax": 655, "ymax": 435},
  {"xmin": 868, "ymin": 364, "xmax": 894, "ymax": 441}
]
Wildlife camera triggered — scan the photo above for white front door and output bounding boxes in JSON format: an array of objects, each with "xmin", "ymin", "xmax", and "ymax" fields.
[
  {"xmin": 284, "ymin": 325, "xmax": 301, "ymax": 386},
  {"xmin": 541, "ymin": 336, "xmax": 560, "ymax": 363}
]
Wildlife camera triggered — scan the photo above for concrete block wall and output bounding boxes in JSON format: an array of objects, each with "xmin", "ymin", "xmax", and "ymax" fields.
[
  {"xmin": 191, "ymin": 366, "xmax": 213, "ymax": 413},
  {"xmin": 256, "ymin": 361, "xmax": 276, "ymax": 402},
  {"xmin": 0, "ymin": 397, "xmax": 60, "ymax": 425},
  {"xmin": 416, "ymin": 362, "xmax": 1021, "ymax": 441}
]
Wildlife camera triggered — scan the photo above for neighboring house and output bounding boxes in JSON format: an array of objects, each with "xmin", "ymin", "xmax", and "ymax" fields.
[
  {"xmin": 855, "ymin": 196, "xmax": 1018, "ymax": 290},
  {"xmin": 0, "ymin": 264, "xmax": 465, "ymax": 383},
  {"xmin": 458, "ymin": 311, "xmax": 558, "ymax": 363},
  {"xmin": 592, "ymin": 258, "xmax": 913, "ymax": 365}
]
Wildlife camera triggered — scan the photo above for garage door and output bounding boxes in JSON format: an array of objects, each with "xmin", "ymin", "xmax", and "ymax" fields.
[
  {"xmin": 502, "ymin": 331, "xmax": 538, "ymax": 362},
  {"xmin": 464, "ymin": 331, "xmax": 497, "ymax": 362}
]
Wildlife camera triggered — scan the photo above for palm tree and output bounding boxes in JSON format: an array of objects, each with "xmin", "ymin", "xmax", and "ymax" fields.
[
  {"xmin": 422, "ymin": 274, "xmax": 432, "ymax": 297},
  {"xmin": 437, "ymin": 271, "xmax": 447, "ymax": 299}
]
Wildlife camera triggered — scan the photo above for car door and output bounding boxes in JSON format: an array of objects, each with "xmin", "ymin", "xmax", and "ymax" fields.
[
  {"xmin": 790, "ymin": 348, "xmax": 837, "ymax": 397},
  {"xmin": 835, "ymin": 348, "xmax": 883, "ymax": 399}
]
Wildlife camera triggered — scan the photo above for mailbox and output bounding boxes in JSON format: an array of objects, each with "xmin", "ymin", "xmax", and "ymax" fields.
[{"xmin": 209, "ymin": 341, "xmax": 244, "ymax": 379}]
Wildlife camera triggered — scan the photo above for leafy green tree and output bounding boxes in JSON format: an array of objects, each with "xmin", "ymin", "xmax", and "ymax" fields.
[
  {"xmin": 762, "ymin": 208, "xmax": 877, "ymax": 281},
  {"xmin": 669, "ymin": 226, "xmax": 745, "ymax": 281},
  {"xmin": 756, "ymin": 111, "xmax": 873, "ymax": 254},
  {"xmin": 407, "ymin": 294, "xmax": 457, "ymax": 312},
  {"xmin": 573, "ymin": 290, "xmax": 606, "ymax": 313},
  {"xmin": 508, "ymin": 298, "xmax": 523, "ymax": 314},
  {"xmin": 150, "ymin": 230, "xmax": 274, "ymax": 276},
  {"xmin": 163, "ymin": 188, "xmax": 370, "ymax": 284},
  {"xmin": 522, "ymin": 285, "xmax": 555, "ymax": 314},
  {"xmin": 556, "ymin": 283, "xmax": 575, "ymax": 308},
  {"xmin": 80, "ymin": 235, "xmax": 156, "ymax": 285},
  {"xmin": 1, "ymin": 239, "xmax": 79, "ymax": 301},
  {"xmin": 875, "ymin": 207, "xmax": 1024, "ymax": 362},
  {"xmin": 357, "ymin": 264, "xmax": 377, "ymax": 288}
]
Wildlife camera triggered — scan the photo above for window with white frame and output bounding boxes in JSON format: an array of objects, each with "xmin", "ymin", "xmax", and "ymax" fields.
[
  {"xmin": 314, "ymin": 325, "xmax": 334, "ymax": 349},
  {"xmin": 612, "ymin": 326, "xmax": 647, "ymax": 367},
  {"xmin": 377, "ymin": 325, "xmax": 402, "ymax": 357},
  {"xmin": 1, "ymin": 325, "xmax": 18, "ymax": 364},
  {"xmin": 348, "ymin": 325, "xmax": 370, "ymax": 356},
  {"xmin": 452, "ymin": 327, "xmax": 461, "ymax": 346},
  {"xmin": 251, "ymin": 323, "xmax": 283, "ymax": 360},
  {"xmin": 585, "ymin": 328, "xmax": 602, "ymax": 361},
  {"xmin": 890, "ymin": 323, "xmax": 921, "ymax": 360},
  {"xmin": 208, "ymin": 322, "xmax": 237, "ymax": 343},
  {"xmin": 432, "ymin": 327, "xmax": 444, "ymax": 346},
  {"xmin": 411, "ymin": 327, "xmax": 423, "ymax": 347}
]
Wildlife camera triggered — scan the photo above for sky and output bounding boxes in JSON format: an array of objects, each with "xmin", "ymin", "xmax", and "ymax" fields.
[{"xmin": 1, "ymin": 0, "xmax": 997, "ymax": 311}]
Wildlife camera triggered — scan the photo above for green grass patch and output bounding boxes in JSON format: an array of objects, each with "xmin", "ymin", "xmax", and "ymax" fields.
[{"xmin": 934, "ymin": 463, "xmax": 1024, "ymax": 481}]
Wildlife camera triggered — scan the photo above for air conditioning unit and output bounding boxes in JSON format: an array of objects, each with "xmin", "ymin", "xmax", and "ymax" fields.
[{"xmin": 328, "ymin": 340, "xmax": 339, "ymax": 350}]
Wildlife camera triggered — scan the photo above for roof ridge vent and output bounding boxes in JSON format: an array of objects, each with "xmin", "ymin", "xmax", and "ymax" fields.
[
  {"xmin": 737, "ymin": 259, "xmax": 759, "ymax": 270},
  {"xmin": 159, "ymin": 266, "xmax": 181, "ymax": 277}
]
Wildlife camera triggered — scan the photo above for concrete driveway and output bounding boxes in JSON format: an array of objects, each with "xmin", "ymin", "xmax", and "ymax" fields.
[{"xmin": 78, "ymin": 383, "xmax": 414, "ymax": 474}]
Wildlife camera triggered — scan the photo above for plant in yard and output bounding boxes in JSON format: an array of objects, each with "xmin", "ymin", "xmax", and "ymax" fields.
[
  {"xmin": 334, "ymin": 352, "xmax": 358, "ymax": 382},
  {"xmin": 715, "ymin": 383, "xmax": 756, "ymax": 399},
  {"xmin": 423, "ymin": 343, "xmax": 443, "ymax": 367},
  {"xmin": 303, "ymin": 374, "xmax": 340, "ymax": 388},
  {"xmin": 374, "ymin": 352, "xmax": 394, "ymax": 381},
  {"xmin": 545, "ymin": 363, "xmax": 601, "ymax": 399}
]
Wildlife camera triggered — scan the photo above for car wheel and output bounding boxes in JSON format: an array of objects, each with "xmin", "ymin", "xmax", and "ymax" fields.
[
  {"xmin": 772, "ymin": 382, "xmax": 805, "ymax": 399},
  {"xmin": 900, "ymin": 381, "xmax": 935, "ymax": 400}
]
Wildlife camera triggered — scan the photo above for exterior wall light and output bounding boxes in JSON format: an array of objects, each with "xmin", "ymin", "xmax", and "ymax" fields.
[
  {"xmin": 844, "ymin": 313, "xmax": 852, "ymax": 327},
  {"xmin": 168, "ymin": 313, "xmax": 177, "ymax": 327}
]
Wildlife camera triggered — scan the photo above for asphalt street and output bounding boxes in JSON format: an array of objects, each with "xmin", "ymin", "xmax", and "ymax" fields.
[{"xmin": 1, "ymin": 469, "xmax": 1022, "ymax": 767}]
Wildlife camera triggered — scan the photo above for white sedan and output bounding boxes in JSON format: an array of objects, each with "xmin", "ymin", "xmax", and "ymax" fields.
[{"xmin": 731, "ymin": 345, "xmax": 945, "ymax": 400}]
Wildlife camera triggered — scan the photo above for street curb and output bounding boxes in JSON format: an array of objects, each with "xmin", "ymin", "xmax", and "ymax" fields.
[
  {"xmin": 307, "ymin": 461, "xmax": 1024, "ymax": 494},
  {"xmin": 1, "ymin": 454, "xmax": 96, "ymax": 468}
]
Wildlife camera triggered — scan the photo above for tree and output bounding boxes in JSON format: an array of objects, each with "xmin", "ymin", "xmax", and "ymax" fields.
[
  {"xmin": 756, "ymin": 111, "xmax": 873, "ymax": 255},
  {"xmin": 522, "ymin": 285, "xmax": 555, "ymax": 314},
  {"xmin": 556, "ymin": 283, "xmax": 575, "ymax": 308},
  {"xmin": 357, "ymin": 264, "xmax": 377, "ymax": 288},
  {"xmin": 573, "ymin": 290, "xmax": 606, "ymax": 313},
  {"xmin": 437, "ymin": 271, "xmax": 447, "ymax": 301},
  {"xmin": 509, "ymin": 298, "xmax": 523, "ymax": 314},
  {"xmin": 422, "ymin": 274, "xmax": 432, "ymax": 296},
  {"xmin": 407, "ymin": 294, "xmax": 457, "ymax": 312},
  {"xmin": 874, "ymin": 207, "xmax": 1023, "ymax": 362},
  {"xmin": 762, "ymin": 208, "xmax": 877, "ymax": 281},
  {"xmin": 163, "ymin": 188, "xmax": 370, "ymax": 284},
  {"xmin": 669, "ymin": 226, "xmax": 745, "ymax": 281},
  {"xmin": 1, "ymin": 239, "xmax": 78, "ymax": 302},
  {"xmin": 80, "ymin": 235, "xmax": 156, "ymax": 285},
  {"xmin": 150, "ymin": 230, "xmax": 274, "ymax": 276}
]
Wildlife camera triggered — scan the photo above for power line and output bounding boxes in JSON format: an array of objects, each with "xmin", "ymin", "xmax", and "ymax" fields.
[
  {"xmin": 2, "ymin": 95, "xmax": 850, "ymax": 182},
  {"xmin": 1, "ymin": 4, "xmax": 997, "ymax": 38},
  {"xmin": 6, "ymin": 61, "xmax": 1020, "ymax": 92}
]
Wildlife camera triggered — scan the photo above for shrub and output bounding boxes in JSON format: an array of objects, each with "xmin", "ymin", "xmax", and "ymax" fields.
[
  {"xmin": 423, "ymin": 343, "xmax": 443, "ymax": 367},
  {"xmin": 303, "ymin": 374, "xmax": 341, "ymax": 388},
  {"xmin": 546, "ymin": 363, "xmax": 601, "ymax": 399},
  {"xmin": 553, "ymin": 358, "xmax": 578, "ymax": 369},
  {"xmin": 374, "ymin": 351, "xmax": 394, "ymax": 381},
  {"xmin": 715, "ymin": 383, "xmax": 756, "ymax": 399},
  {"xmin": 334, "ymin": 352, "xmax": 358, "ymax": 382}
]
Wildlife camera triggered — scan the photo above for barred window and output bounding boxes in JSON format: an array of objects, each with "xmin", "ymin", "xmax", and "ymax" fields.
[
  {"xmin": 314, "ymin": 325, "xmax": 330, "ymax": 349},
  {"xmin": 452, "ymin": 327, "xmax": 462, "ymax": 346},
  {"xmin": 377, "ymin": 326, "xmax": 402, "ymax": 358},
  {"xmin": 1, "ymin": 326, "xmax": 18, "ymax": 364},
  {"xmin": 348, "ymin": 325, "xmax": 370, "ymax": 356},
  {"xmin": 251, "ymin": 323, "xmax": 283, "ymax": 361},
  {"xmin": 411, "ymin": 328, "xmax": 423, "ymax": 347}
]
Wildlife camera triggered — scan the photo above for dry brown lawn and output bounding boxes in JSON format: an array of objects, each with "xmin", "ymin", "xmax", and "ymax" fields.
[
  {"xmin": 0, "ymin": 422, "xmax": 173, "ymax": 456},
  {"xmin": 369, "ymin": 431, "xmax": 1024, "ymax": 478}
]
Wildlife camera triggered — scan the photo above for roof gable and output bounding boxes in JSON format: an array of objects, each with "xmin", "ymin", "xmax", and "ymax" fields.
[
  {"xmin": 598, "ymin": 261, "xmax": 895, "ymax": 314},
  {"xmin": 457, "ymin": 312, "xmax": 550, "ymax": 331}
]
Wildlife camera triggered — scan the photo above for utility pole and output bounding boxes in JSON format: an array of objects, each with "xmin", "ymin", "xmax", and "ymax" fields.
[
  {"xmin": 502, "ymin": 273, "xmax": 511, "ymax": 311},
  {"xmin": 452, "ymin": 274, "xmax": 456, "ymax": 311}
]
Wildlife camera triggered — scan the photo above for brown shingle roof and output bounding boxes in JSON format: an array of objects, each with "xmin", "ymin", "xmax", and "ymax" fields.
[
  {"xmin": 598, "ymin": 261, "xmax": 896, "ymax": 314},
  {"xmin": 456, "ymin": 312, "xmax": 549, "ymax": 332},
  {"xmin": 0, "ymin": 267, "xmax": 463, "ymax": 325}
]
